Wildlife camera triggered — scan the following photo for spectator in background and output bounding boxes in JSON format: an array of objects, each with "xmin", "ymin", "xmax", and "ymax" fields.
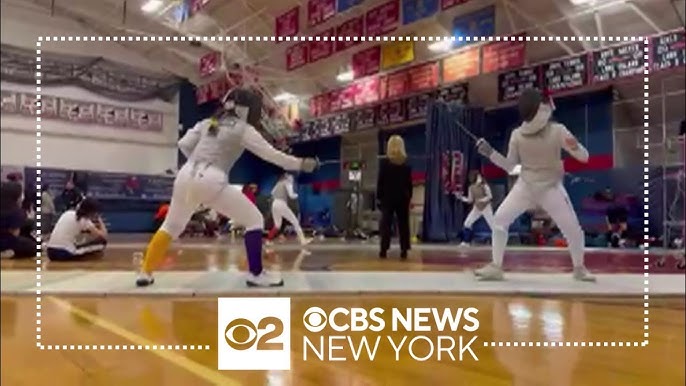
[
  {"xmin": 599, "ymin": 187, "xmax": 629, "ymax": 248},
  {"xmin": 0, "ymin": 181, "xmax": 36, "ymax": 259},
  {"xmin": 242, "ymin": 183, "xmax": 257, "ymax": 204},
  {"xmin": 46, "ymin": 197, "xmax": 108, "ymax": 261},
  {"xmin": 154, "ymin": 202, "xmax": 170, "ymax": 230},
  {"xmin": 377, "ymin": 135, "xmax": 413, "ymax": 260},
  {"xmin": 42, "ymin": 185, "xmax": 56, "ymax": 235},
  {"xmin": 60, "ymin": 180, "xmax": 83, "ymax": 210}
]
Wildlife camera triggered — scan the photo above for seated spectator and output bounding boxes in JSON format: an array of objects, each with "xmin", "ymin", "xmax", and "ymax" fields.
[
  {"xmin": 46, "ymin": 198, "xmax": 108, "ymax": 261},
  {"xmin": 42, "ymin": 185, "xmax": 56, "ymax": 235},
  {"xmin": 0, "ymin": 182, "xmax": 36, "ymax": 259},
  {"xmin": 599, "ymin": 188, "xmax": 629, "ymax": 248},
  {"xmin": 60, "ymin": 180, "xmax": 83, "ymax": 211}
]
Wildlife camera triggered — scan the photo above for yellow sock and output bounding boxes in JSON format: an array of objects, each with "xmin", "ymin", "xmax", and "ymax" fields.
[{"xmin": 142, "ymin": 230, "xmax": 172, "ymax": 274}]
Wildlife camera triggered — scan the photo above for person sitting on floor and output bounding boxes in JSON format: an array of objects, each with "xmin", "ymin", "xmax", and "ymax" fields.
[
  {"xmin": 0, "ymin": 181, "xmax": 37, "ymax": 259},
  {"xmin": 46, "ymin": 197, "xmax": 108, "ymax": 261}
]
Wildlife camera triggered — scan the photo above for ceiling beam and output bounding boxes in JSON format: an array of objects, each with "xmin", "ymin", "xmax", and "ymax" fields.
[
  {"xmin": 627, "ymin": 1, "xmax": 664, "ymax": 33},
  {"xmin": 503, "ymin": 0, "xmax": 576, "ymax": 55},
  {"xmin": 594, "ymin": 11, "xmax": 605, "ymax": 48},
  {"xmin": 550, "ymin": 0, "xmax": 594, "ymax": 52}
]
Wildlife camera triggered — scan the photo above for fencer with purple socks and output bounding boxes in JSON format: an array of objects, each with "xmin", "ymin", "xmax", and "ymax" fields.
[{"xmin": 244, "ymin": 229, "xmax": 284, "ymax": 287}]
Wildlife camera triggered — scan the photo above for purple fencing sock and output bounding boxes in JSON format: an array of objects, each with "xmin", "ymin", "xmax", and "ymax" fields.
[{"xmin": 244, "ymin": 229, "xmax": 263, "ymax": 276}]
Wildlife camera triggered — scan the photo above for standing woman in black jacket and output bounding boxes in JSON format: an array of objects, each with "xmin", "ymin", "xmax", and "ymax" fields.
[{"xmin": 377, "ymin": 135, "xmax": 413, "ymax": 259}]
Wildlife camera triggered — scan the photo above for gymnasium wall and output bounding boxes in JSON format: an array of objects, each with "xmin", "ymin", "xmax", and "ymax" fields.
[
  {"xmin": 0, "ymin": 3, "xmax": 180, "ymax": 175},
  {"xmin": 0, "ymin": 3, "xmax": 182, "ymax": 233},
  {"xmin": 0, "ymin": 2, "xmax": 166, "ymax": 72},
  {"xmin": 1, "ymin": 82, "xmax": 179, "ymax": 175}
]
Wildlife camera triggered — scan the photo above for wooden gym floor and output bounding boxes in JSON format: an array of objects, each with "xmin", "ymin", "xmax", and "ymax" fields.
[{"xmin": 1, "ymin": 239, "xmax": 684, "ymax": 385}]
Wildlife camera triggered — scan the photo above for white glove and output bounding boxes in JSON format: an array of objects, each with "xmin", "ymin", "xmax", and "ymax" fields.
[
  {"xmin": 453, "ymin": 192, "xmax": 468, "ymax": 202},
  {"xmin": 300, "ymin": 157, "xmax": 319, "ymax": 173},
  {"xmin": 476, "ymin": 138, "xmax": 494, "ymax": 157},
  {"xmin": 509, "ymin": 164, "xmax": 522, "ymax": 176}
]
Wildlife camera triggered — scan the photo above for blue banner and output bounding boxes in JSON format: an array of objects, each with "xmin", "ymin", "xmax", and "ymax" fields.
[
  {"xmin": 22, "ymin": 166, "xmax": 173, "ymax": 201},
  {"xmin": 402, "ymin": 0, "xmax": 439, "ymax": 25},
  {"xmin": 451, "ymin": 5, "xmax": 495, "ymax": 48},
  {"xmin": 337, "ymin": 0, "xmax": 363, "ymax": 13}
]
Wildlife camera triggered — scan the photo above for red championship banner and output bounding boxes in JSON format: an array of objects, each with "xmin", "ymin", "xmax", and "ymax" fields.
[
  {"xmin": 196, "ymin": 84, "xmax": 211, "ymax": 104},
  {"xmin": 329, "ymin": 89, "xmax": 343, "ymax": 112},
  {"xmin": 96, "ymin": 104, "xmax": 130, "ymax": 127},
  {"xmin": 383, "ymin": 70, "xmax": 409, "ymax": 99},
  {"xmin": 286, "ymin": 42, "xmax": 309, "ymax": 71},
  {"xmin": 482, "ymin": 35, "xmax": 527, "ymax": 74},
  {"xmin": 199, "ymin": 51, "xmax": 220, "ymax": 78},
  {"xmin": 189, "ymin": 0, "xmax": 211, "ymax": 15},
  {"xmin": 441, "ymin": 0, "xmax": 469, "ymax": 10},
  {"xmin": 130, "ymin": 109, "xmax": 163, "ymax": 131},
  {"xmin": 442, "ymin": 46, "xmax": 481, "ymax": 83},
  {"xmin": 407, "ymin": 62, "xmax": 439, "ymax": 93},
  {"xmin": 352, "ymin": 46, "xmax": 381, "ymax": 78},
  {"xmin": 19, "ymin": 93, "xmax": 37, "ymax": 116},
  {"xmin": 208, "ymin": 78, "xmax": 229, "ymax": 100},
  {"xmin": 58, "ymin": 98, "xmax": 96, "ymax": 123},
  {"xmin": 309, "ymin": 96, "xmax": 320, "ymax": 117},
  {"xmin": 319, "ymin": 93, "xmax": 332, "ymax": 115},
  {"xmin": 226, "ymin": 64, "xmax": 260, "ymax": 88},
  {"xmin": 441, "ymin": 151, "xmax": 452, "ymax": 193},
  {"xmin": 275, "ymin": 6, "xmax": 300, "ymax": 39},
  {"xmin": 340, "ymin": 83, "xmax": 357, "ymax": 110},
  {"xmin": 366, "ymin": 0, "xmax": 400, "ymax": 36},
  {"xmin": 451, "ymin": 150, "xmax": 465, "ymax": 192},
  {"xmin": 307, "ymin": 0, "xmax": 336, "ymax": 27},
  {"xmin": 309, "ymin": 28, "xmax": 335, "ymax": 62},
  {"xmin": 354, "ymin": 76, "xmax": 380, "ymax": 106},
  {"xmin": 41, "ymin": 95, "xmax": 59, "ymax": 119},
  {"xmin": 0, "ymin": 90, "xmax": 18, "ymax": 113},
  {"xmin": 335, "ymin": 16, "xmax": 364, "ymax": 52}
]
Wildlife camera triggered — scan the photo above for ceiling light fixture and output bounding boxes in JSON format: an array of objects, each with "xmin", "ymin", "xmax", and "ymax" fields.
[
  {"xmin": 274, "ymin": 92, "xmax": 297, "ymax": 102},
  {"xmin": 428, "ymin": 40, "xmax": 451, "ymax": 52},
  {"xmin": 141, "ymin": 0, "xmax": 164, "ymax": 13},
  {"xmin": 336, "ymin": 71, "xmax": 354, "ymax": 82},
  {"xmin": 569, "ymin": 0, "xmax": 597, "ymax": 5}
]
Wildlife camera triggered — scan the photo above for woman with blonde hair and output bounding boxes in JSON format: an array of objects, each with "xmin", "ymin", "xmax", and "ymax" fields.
[{"xmin": 377, "ymin": 135, "xmax": 413, "ymax": 259}]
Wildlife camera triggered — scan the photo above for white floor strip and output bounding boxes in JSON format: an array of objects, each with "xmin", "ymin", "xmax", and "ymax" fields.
[{"xmin": 2, "ymin": 271, "xmax": 684, "ymax": 296}]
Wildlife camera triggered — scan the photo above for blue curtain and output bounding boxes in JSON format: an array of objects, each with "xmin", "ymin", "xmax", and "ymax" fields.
[{"xmin": 422, "ymin": 102, "xmax": 484, "ymax": 242}]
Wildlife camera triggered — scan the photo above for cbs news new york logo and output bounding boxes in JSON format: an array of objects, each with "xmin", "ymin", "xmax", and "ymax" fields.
[
  {"xmin": 218, "ymin": 298, "xmax": 291, "ymax": 370},
  {"xmin": 218, "ymin": 298, "xmax": 479, "ymax": 370}
]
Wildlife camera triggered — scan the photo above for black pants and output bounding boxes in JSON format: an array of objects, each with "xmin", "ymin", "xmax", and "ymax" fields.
[
  {"xmin": 379, "ymin": 202, "xmax": 410, "ymax": 253},
  {"xmin": 0, "ymin": 235, "xmax": 37, "ymax": 259},
  {"xmin": 47, "ymin": 238, "xmax": 107, "ymax": 261}
]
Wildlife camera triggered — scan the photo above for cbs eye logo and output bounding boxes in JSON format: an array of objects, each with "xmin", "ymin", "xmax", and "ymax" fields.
[
  {"xmin": 303, "ymin": 307, "xmax": 328, "ymax": 333},
  {"xmin": 224, "ymin": 317, "xmax": 284, "ymax": 351}
]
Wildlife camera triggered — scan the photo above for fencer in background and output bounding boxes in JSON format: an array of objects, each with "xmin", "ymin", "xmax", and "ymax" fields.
[
  {"xmin": 454, "ymin": 170, "xmax": 495, "ymax": 247},
  {"xmin": 266, "ymin": 173, "xmax": 311, "ymax": 246},
  {"xmin": 473, "ymin": 88, "xmax": 595, "ymax": 282},
  {"xmin": 136, "ymin": 89, "xmax": 318, "ymax": 288}
]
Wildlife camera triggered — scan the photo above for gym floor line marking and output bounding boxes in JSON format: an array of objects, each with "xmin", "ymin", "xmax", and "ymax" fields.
[{"xmin": 48, "ymin": 297, "xmax": 239, "ymax": 386}]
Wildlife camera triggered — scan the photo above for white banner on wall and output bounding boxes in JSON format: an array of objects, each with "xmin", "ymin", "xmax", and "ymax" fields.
[{"xmin": 1, "ymin": 90, "xmax": 164, "ymax": 132}]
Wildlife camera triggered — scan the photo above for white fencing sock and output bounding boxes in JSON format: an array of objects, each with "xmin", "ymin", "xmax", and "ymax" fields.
[{"xmin": 491, "ymin": 227, "xmax": 508, "ymax": 267}]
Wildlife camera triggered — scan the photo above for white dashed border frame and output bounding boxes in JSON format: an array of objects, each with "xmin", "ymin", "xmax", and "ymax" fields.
[{"xmin": 34, "ymin": 35, "xmax": 649, "ymax": 351}]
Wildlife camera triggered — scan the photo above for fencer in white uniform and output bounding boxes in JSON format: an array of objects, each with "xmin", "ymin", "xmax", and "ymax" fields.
[
  {"xmin": 136, "ymin": 89, "xmax": 318, "ymax": 288},
  {"xmin": 266, "ymin": 173, "xmax": 311, "ymax": 245},
  {"xmin": 455, "ymin": 170, "xmax": 495, "ymax": 246},
  {"xmin": 473, "ymin": 88, "xmax": 595, "ymax": 281}
]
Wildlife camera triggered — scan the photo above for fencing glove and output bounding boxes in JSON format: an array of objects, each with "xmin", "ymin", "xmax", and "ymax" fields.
[{"xmin": 301, "ymin": 158, "xmax": 319, "ymax": 173}]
